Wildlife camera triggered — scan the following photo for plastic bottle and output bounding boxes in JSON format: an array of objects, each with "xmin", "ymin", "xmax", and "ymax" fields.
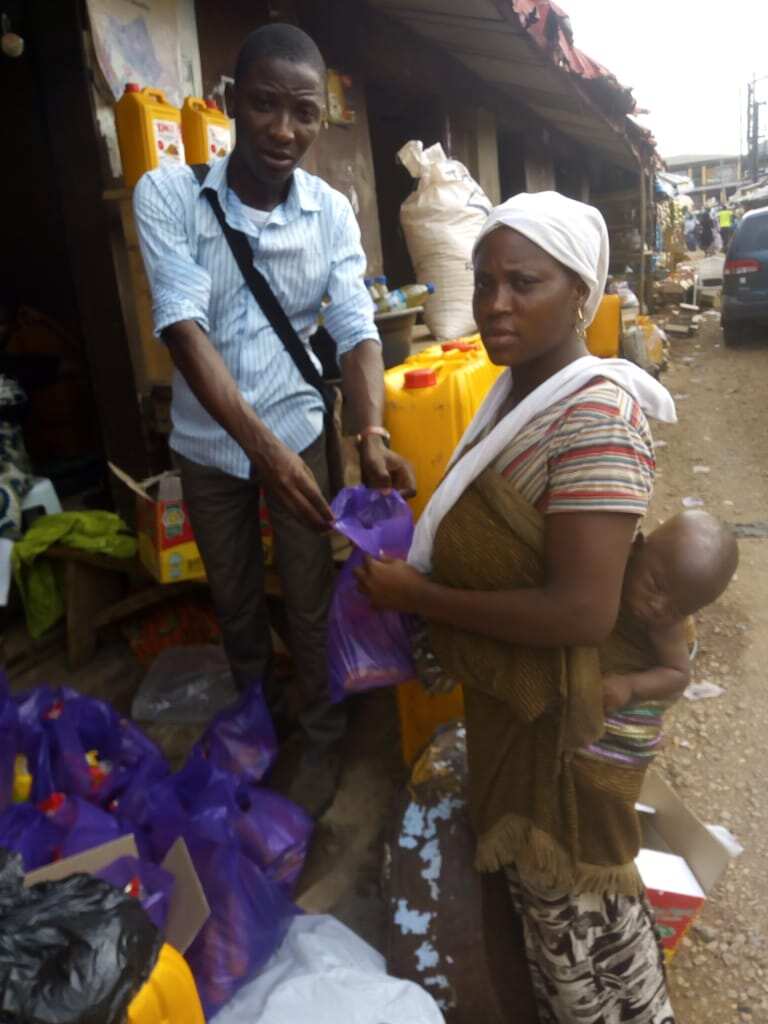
[
  {"xmin": 370, "ymin": 276, "xmax": 390, "ymax": 311},
  {"xmin": 12, "ymin": 755, "xmax": 32, "ymax": 803},
  {"xmin": 372, "ymin": 275, "xmax": 389, "ymax": 300},
  {"xmin": 380, "ymin": 282, "xmax": 435, "ymax": 312},
  {"xmin": 115, "ymin": 84, "xmax": 185, "ymax": 187},
  {"xmin": 181, "ymin": 97, "xmax": 232, "ymax": 165}
]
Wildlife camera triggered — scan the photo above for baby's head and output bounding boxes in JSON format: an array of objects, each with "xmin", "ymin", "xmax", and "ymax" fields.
[{"xmin": 624, "ymin": 511, "xmax": 738, "ymax": 627}]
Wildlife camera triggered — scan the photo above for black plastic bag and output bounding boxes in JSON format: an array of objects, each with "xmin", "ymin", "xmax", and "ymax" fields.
[{"xmin": 0, "ymin": 849, "xmax": 161, "ymax": 1024}]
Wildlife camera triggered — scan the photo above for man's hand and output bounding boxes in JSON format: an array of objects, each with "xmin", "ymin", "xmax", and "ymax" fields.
[
  {"xmin": 359, "ymin": 436, "xmax": 416, "ymax": 497},
  {"xmin": 252, "ymin": 437, "xmax": 334, "ymax": 533},
  {"xmin": 602, "ymin": 674, "xmax": 634, "ymax": 713}
]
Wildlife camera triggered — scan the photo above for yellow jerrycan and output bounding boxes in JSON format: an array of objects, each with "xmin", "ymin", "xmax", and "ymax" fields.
[
  {"xmin": 115, "ymin": 84, "xmax": 185, "ymax": 188},
  {"xmin": 181, "ymin": 97, "xmax": 233, "ymax": 165},
  {"xmin": 384, "ymin": 335, "xmax": 503, "ymax": 764},
  {"xmin": 127, "ymin": 943, "xmax": 204, "ymax": 1024},
  {"xmin": 586, "ymin": 294, "xmax": 621, "ymax": 358},
  {"xmin": 384, "ymin": 337, "xmax": 502, "ymax": 520}
]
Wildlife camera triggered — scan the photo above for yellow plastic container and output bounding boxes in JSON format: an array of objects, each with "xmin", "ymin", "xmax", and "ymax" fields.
[
  {"xmin": 585, "ymin": 293, "xmax": 621, "ymax": 358},
  {"xmin": 115, "ymin": 84, "xmax": 186, "ymax": 188},
  {"xmin": 384, "ymin": 337, "xmax": 503, "ymax": 520},
  {"xmin": 397, "ymin": 679, "xmax": 464, "ymax": 766},
  {"xmin": 127, "ymin": 944, "xmax": 204, "ymax": 1024},
  {"xmin": 181, "ymin": 97, "xmax": 233, "ymax": 165},
  {"xmin": 385, "ymin": 336, "xmax": 500, "ymax": 764}
]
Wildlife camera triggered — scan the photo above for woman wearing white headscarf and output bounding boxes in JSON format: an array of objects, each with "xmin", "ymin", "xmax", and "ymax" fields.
[{"xmin": 358, "ymin": 193, "xmax": 677, "ymax": 1023}]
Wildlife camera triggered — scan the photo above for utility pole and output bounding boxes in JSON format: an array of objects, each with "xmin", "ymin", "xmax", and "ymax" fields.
[
  {"xmin": 747, "ymin": 76, "xmax": 767, "ymax": 183},
  {"xmin": 748, "ymin": 79, "xmax": 758, "ymax": 181}
]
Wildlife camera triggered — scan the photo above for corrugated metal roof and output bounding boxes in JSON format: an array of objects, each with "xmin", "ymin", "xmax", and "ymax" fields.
[{"xmin": 367, "ymin": 0, "xmax": 655, "ymax": 170}]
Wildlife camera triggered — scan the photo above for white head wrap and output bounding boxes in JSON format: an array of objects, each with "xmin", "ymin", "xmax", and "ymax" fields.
[{"xmin": 472, "ymin": 191, "xmax": 610, "ymax": 326}]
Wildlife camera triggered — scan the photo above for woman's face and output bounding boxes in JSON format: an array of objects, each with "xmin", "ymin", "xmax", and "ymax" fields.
[{"xmin": 472, "ymin": 227, "xmax": 586, "ymax": 368}]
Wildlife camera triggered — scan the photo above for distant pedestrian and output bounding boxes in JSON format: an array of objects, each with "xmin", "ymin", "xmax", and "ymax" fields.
[
  {"xmin": 684, "ymin": 211, "xmax": 698, "ymax": 251},
  {"xmin": 698, "ymin": 208, "xmax": 714, "ymax": 252},
  {"xmin": 718, "ymin": 206, "xmax": 735, "ymax": 250}
]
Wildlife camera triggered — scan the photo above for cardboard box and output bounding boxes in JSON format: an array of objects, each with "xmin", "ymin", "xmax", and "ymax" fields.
[
  {"xmin": 109, "ymin": 464, "xmax": 206, "ymax": 584},
  {"xmin": 636, "ymin": 771, "xmax": 732, "ymax": 959},
  {"xmin": 25, "ymin": 834, "xmax": 210, "ymax": 954}
]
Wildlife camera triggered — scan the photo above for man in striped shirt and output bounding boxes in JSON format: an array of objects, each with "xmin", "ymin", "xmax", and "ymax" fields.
[{"xmin": 134, "ymin": 24, "xmax": 414, "ymax": 815}]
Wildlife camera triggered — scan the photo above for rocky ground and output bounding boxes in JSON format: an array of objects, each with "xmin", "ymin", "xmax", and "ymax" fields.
[{"xmin": 649, "ymin": 314, "xmax": 768, "ymax": 1023}]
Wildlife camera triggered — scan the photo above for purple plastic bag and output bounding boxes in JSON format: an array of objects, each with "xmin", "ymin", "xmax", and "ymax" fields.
[
  {"xmin": 131, "ymin": 755, "xmax": 301, "ymax": 1017},
  {"xmin": 0, "ymin": 804, "xmax": 64, "ymax": 869},
  {"xmin": 15, "ymin": 686, "xmax": 168, "ymax": 808},
  {"xmin": 184, "ymin": 834, "xmax": 297, "ymax": 1019},
  {"xmin": 0, "ymin": 673, "xmax": 19, "ymax": 813},
  {"xmin": 193, "ymin": 682, "xmax": 277, "ymax": 784},
  {"xmin": 39, "ymin": 793, "xmax": 124, "ymax": 859},
  {"xmin": 96, "ymin": 855, "xmax": 175, "ymax": 931},
  {"xmin": 102, "ymin": 717, "xmax": 170, "ymax": 810},
  {"xmin": 16, "ymin": 687, "xmax": 88, "ymax": 802},
  {"xmin": 229, "ymin": 784, "xmax": 312, "ymax": 894},
  {"xmin": 157, "ymin": 754, "xmax": 312, "ymax": 892},
  {"xmin": 114, "ymin": 766, "xmax": 188, "ymax": 864},
  {"xmin": 328, "ymin": 487, "xmax": 416, "ymax": 702}
]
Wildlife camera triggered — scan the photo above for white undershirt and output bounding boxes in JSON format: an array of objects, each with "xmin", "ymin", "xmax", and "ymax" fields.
[{"xmin": 241, "ymin": 205, "xmax": 270, "ymax": 229}]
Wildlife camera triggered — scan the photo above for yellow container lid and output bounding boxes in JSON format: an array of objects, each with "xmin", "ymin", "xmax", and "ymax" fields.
[{"xmin": 127, "ymin": 944, "xmax": 204, "ymax": 1024}]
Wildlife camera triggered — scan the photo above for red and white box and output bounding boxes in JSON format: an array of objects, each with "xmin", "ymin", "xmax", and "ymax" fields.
[{"xmin": 636, "ymin": 771, "xmax": 735, "ymax": 959}]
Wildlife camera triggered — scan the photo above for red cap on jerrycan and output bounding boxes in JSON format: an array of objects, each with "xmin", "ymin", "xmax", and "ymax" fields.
[
  {"xmin": 205, "ymin": 99, "xmax": 218, "ymax": 109},
  {"xmin": 124, "ymin": 82, "xmax": 141, "ymax": 93},
  {"xmin": 404, "ymin": 368, "xmax": 437, "ymax": 389},
  {"xmin": 441, "ymin": 341, "xmax": 478, "ymax": 352}
]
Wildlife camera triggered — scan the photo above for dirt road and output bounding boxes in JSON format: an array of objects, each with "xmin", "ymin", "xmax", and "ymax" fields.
[{"xmin": 650, "ymin": 315, "xmax": 768, "ymax": 1023}]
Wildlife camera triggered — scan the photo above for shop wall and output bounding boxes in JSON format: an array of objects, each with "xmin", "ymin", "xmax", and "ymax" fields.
[
  {"xmin": 448, "ymin": 107, "xmax": 501, "ymax": 206},
  {"xmin": 303, "ymin": 83, "xmax": 384, "ymax": 277}
]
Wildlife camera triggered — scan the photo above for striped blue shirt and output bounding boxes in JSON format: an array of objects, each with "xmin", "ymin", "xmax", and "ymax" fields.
[{"xmin": 133, "ymin": 156, "xmax": 379, "ymax": 478}]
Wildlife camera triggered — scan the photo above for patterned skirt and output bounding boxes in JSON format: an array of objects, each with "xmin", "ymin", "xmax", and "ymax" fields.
[{"xmin": 505, "ymin": 865, "xmax": 675, "ymax": 1024}]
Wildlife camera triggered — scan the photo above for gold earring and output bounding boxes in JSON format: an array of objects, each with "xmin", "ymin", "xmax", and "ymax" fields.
[{"xmin": 576, "ymin": 305, "xmax": 586, "ymax": 338}]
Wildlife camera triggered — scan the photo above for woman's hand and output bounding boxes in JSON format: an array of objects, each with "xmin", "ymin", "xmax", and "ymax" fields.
[{"xmin": 354, "ymin": 556, "xmax": 427, "ymax": 613}]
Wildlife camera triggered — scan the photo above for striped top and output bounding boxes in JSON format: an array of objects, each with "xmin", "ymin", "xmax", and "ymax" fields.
[
  {"xmin": 493, "ymin": 377, "xmax": 655, "ymax": 516},
  {"xmin": 133, "ymin": 157, "xmax": 379, "ymax": 479}
]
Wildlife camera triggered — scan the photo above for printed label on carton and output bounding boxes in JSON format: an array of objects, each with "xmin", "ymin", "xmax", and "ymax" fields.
[{"xmin": 162, "ymin": 503, "xmax": 186, "ymax": 540}]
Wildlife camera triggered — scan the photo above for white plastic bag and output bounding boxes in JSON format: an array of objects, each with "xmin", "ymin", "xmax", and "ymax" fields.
[
  {"xmin": 398, "ymin": 141, "xmax": 492, "ymax": 340},
  {"xmin": 210, "ymin": 914, "xmax": 446, "ymax": 1024}
]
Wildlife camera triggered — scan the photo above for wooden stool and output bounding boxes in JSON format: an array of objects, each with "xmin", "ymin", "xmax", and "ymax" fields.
[{"xmin": 46, "ymin": 545, "xmax": 204, "ymax": 669}]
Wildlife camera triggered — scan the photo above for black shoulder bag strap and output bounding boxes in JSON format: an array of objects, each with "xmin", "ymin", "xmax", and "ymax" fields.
[{"xmin": 190, "ymin": 163, "xmax": 334, "ymax": 416}]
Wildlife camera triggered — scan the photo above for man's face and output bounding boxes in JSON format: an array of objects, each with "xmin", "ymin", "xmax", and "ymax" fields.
[{"xmin": 232, "ymin": 56, "xmax": 324, "ymax": 189}]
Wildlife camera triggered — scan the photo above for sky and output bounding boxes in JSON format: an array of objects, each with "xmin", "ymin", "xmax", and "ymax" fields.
[{"xmin": 557, "ymin": 0, "xmax": 768, "ymax": 159}]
